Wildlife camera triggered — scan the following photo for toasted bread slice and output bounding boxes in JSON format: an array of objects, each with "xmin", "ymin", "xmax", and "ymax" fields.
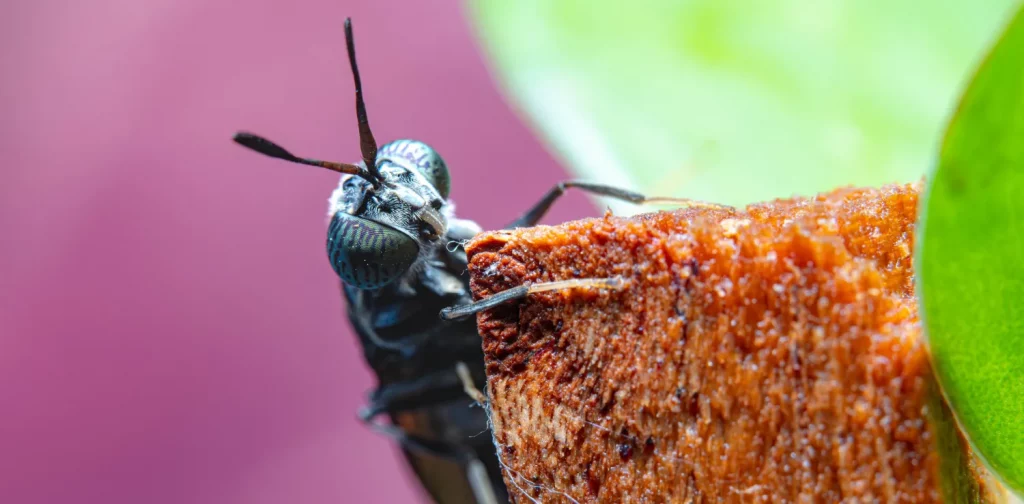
[{"xmin": 466, "ymin": 183, "xmax": 996, "ymax": 503}]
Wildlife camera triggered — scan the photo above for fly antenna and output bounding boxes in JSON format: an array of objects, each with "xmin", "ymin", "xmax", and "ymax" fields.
[
  {"xmin": 233, "ymin": 132, "xmax": 379, "ymax": 183},
  {"xmin": 344, "ymin": 18, "xmax": 381, "ymax": 183}
]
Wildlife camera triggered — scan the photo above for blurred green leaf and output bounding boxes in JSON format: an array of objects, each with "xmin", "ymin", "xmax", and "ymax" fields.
[
  {"xmin": 930, "ymin": 382, "xmax": 990, "ymax": 503},
  {"xmin": 919, "ymin": 3, "xmax": 1024, "ymax": 495},
  {"xmin": 469, "ymin": 0, "xmax": 1018, "ymax": 208}
]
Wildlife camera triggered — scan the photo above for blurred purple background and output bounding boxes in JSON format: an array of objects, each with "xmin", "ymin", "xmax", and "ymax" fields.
[{"xmin": 0, "ymin": 1, "xmax": 594, "ymax": 502}]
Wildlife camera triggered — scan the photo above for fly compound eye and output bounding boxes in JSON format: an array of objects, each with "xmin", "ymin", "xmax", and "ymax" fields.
[
  {"xmin": 327, "ymin": 212, "xmax": 419, "ymax": 289},
  {"xmin": 377, "ymin": 140, "xmax": 451, "ymax": 199}
]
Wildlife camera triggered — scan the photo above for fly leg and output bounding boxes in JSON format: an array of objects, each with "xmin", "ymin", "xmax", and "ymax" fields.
[
  {"xmin": 360, "ymin": 367, "xmax": 500, "ymax": 504},
  {"xmin": 454, "ymin": 361, "xmax": 500, "ymax": 504},
  {"xmin": 439, "ymin": 276, "xmax": 627, "ymax": 321},
  {"xmin": 451, "ymin": 362, "xmax": 501, "ymax": 504},
  {"xmin": 455, "ymin": 362, "xmax": 487, "ymax": 405},
  {"xmin": 505, "ymin": 180, "xmax": 729, "ymax": 229},
  {"xmin": 359, "ymin": 366, "xmax": 468, "ymax": 420},
  {"xmin": 444, "ymin": 183, "xmax": 724, "ymax": 319},
  {"xmin": 358, "ymin": 369, "xmax": 477, "ymax": 461}
]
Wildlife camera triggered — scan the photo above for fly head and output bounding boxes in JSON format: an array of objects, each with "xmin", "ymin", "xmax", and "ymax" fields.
[{"xmin": 232, "ymin": 17, "xmax": 453, "ymax": 290}]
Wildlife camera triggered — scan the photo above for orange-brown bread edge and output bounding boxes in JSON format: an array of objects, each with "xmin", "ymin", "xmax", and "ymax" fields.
[{"xmin": 466, "ymin": 183, "xmax": 963, "ymax": 503}]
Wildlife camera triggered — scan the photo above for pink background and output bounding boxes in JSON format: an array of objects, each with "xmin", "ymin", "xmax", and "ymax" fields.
[{"xmin": 0, "ymin": 1, "xmax": 593, "ymax": 503}]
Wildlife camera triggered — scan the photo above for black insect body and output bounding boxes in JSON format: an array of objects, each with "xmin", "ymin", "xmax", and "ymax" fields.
[{"xmin": 234, "ymin": 17, "xmax": 718, "ymax": 504}]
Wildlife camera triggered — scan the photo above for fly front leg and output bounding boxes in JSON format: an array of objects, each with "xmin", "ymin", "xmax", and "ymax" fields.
[
  {"xmin": 439, "ymin": 276, "xmax": 628, "ymax": 321},
  {"xmin": 505, "ymin": 180, "xmax": 730, "ymax": 229}
]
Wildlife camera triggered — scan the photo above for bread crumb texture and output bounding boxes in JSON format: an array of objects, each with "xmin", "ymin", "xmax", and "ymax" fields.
[{"xmin": 467, "ymin": 183, "xmax": 958, "ymax": 503}]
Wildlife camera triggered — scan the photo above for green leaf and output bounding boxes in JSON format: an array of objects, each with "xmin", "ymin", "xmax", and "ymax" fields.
[
  {"xmin": 468, "ymin": 0, "xmax": 1018, "ymax": 209},
  {"xmin": 918, "ymin": 3, "xmax": 1024, "ymax": 495},
  {"xmin": 930, "ymin": 379, "xmax": 995, "ymax": 503}
]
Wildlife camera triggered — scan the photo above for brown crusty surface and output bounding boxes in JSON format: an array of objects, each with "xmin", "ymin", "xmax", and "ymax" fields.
[{"xmin": 466, "ymin": 183, "xmax": 948, "ymax": 503}]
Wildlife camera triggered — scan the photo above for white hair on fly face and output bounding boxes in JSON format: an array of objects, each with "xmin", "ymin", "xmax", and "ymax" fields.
[
  {"xmin": 326, "ymin": 174, "xmax": 353, "ymax": 221},
  {"xmin": 327, "ymin": 162, "xmax": 458, "ymax": 220}
]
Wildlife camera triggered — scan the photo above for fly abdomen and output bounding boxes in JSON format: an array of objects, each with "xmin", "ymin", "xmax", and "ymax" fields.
[{"xmin": 328, "ymin": 212, "xmax": 419, "ymax": 290}]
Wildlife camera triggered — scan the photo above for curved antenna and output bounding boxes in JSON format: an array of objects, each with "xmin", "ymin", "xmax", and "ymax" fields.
[
  {"xmin": 344, "ymin": 17, "xmax": 381, "ymax": 182},
  {"xmin": 233, "ymin": 132, "xmax": 379, "ymax": 183}
]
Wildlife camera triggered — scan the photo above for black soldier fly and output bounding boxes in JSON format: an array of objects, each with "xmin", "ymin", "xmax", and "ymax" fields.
[{"xmin": 233, "ymin": 17, "xmax": 720, "ymax": 504}]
